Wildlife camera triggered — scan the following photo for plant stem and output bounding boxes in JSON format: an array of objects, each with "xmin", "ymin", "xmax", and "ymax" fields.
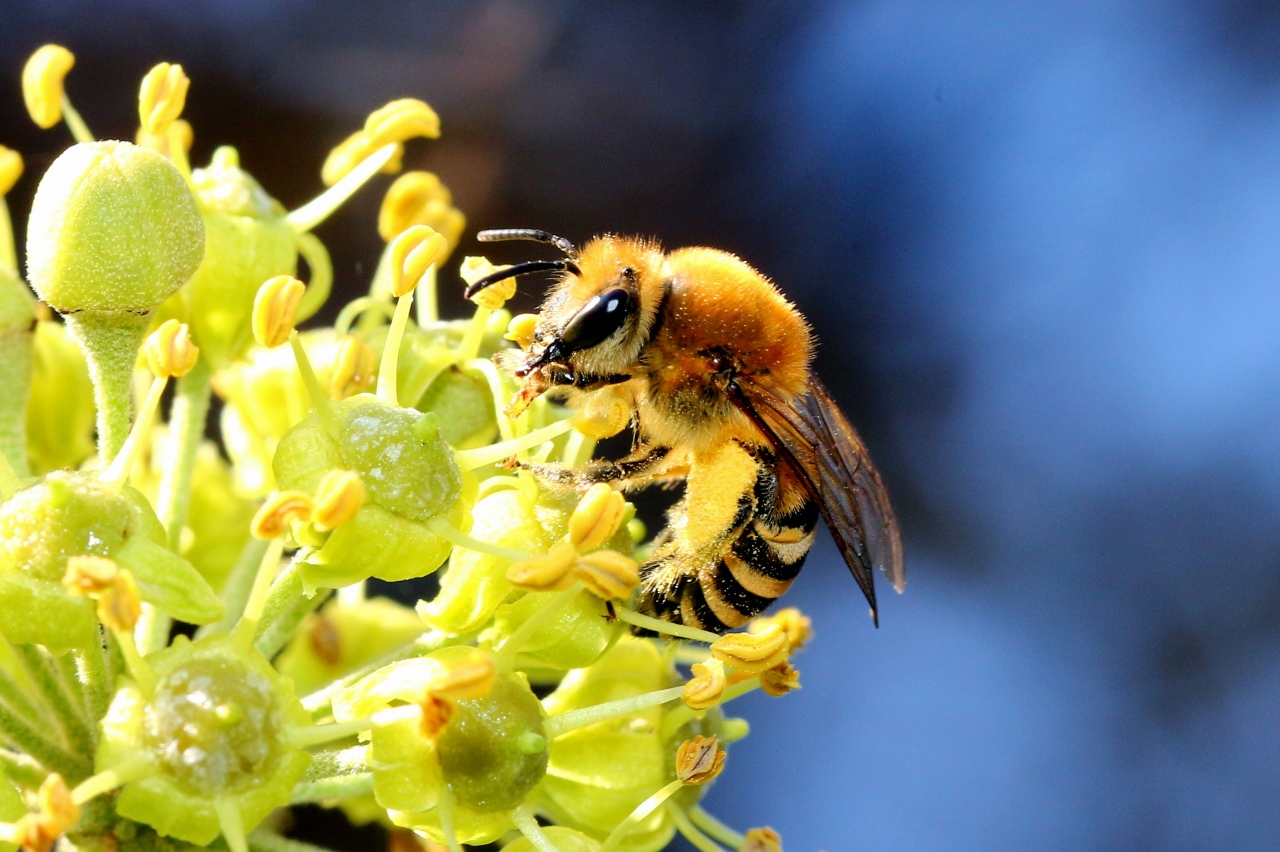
[
  {"xmin": 156, "ymin": 357, "xmax": 211, "ymax": 551},
  {"xmin": 543, "ymin": 686, "xmax": 685, "ymax": 740},
  {"xmin": 196, "ymin": 536, "xmax": 271, "ymax": 640},
  {"xmin": 72, "ymin": 633, "xmax": 113, "ymax": 724},
  {"xmin": 253, "ymin": 561, "xmax": 328, "ymax": 660},
  {"xmin": 289, "ymin": 772, "xmax": 373, "ymax": 805},
  {"xmin": 64, "ymin": 311, "xmax": 150, "ymax": 463},
  {"xmin": 688, "ymin": 805, "xmax": 745, "ymax": 849},
  {"xmin": 667, "ymin": 803, "xmax": 729, "ymax": 852},
  {"xmin": 510, "ymin": 804, "xmax": 558, "ymax": 852}
]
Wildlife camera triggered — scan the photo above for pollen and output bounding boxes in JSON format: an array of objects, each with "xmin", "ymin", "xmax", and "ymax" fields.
[
  {"xmin": 22, "ymin": 44, "xmax": 74, "ymax": 129},
  {"xmin": 364, "ymin": 98, "xmax": 441, "ymax": 146},
  {"xmin": 504, "ymin": 313, "xmax": 539, "ymax": 350},
  {"xmin": 252, "ymin": 275, "xmax": 306, "ymax": 348},
  {"xmin": 312, "ymin": 469, "xmax": 365, "ymax": 532},
  {"xmin": 741, "ymin": 827, "xmax": 783, "ymax": 852},
  {"xmin": 710, "ymin": 624, "xmax": 790, "ymax": 674},
  {"xmin": 574, "ymin": 550, "xmax": 640, "ymax": 601},
  {"xmin": 682, "ymin": 658, "xmax": 727, "ymax": 711},
  {"xmin": 759, "ymin": 661, "xmax": 801, "ymax": 697},
  {"xmin": 427, "ymin": 651, "xmax": 497, "ymax": 703},
  {"xmin": 460, "ymin": 255, "xmax": 515, "ymax": 310},
  {"xmin": 389, "ymin": 225, "xmax": 446, "ymax": 298},
  {"xmin": 137, "ymin": 62, "xmax": 190, "ymax": 136},
  {"xmin": 0, "ymin": 146, "xmax": 22, "ymax": 197},
  {"xmin": 97, "ymin": 569, "xmax": 143, "ymax": 633},
  {"xmin": 143, "ymin": 319, "xmax": 199, "ymax": 378},
  {"xmin": 251, "ymin": 490, "xmax": 314, "ymax": 539},
  {"xmin": 506, "ymin": 541, "xmax": 578, "ymax": 592},
  {"xmin": 675, "ymin": 735, "xmax": 726, "ymax": 785},
  {"xmin": 62, "ymin": 554, "xmax": 119, "ymax": 596},
  {"xmin": 750, "ymin": 607, "xmax": 813, "ymax": 653},
  {"xmin": 568, "ymin": 483, "xmax": 627, "ymax": 552}
]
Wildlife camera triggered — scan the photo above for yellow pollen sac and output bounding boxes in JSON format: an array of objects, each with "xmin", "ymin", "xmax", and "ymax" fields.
[
  {"xmin": 143, "ymin": 319, "xmax": 200, "ymax": 378},
  {"xmin": 389, "ymin": 225, "xmax": 446, "ymax": 298},
  {"xmin": 62, "ymin": 554, "xmax": 120, "ymax": 596},
  {"xmin": 138, "ymin": 62, "xmax": 190, "ymax": 135},
  {"xmin": 506, "ymin": 541, "xmax": 579, "ymax": 592},
  {"xmin": 312, "ymin": 469, "xmax": 365, "ymax": 532},
  {"xmin": 327, "ymin": 334, "xmax": 378, "ymax": 399},
  {"xmin": 759, "ymin": 661, "xmax": 801, "ymax": 697},
  {"xmin": 428, "ymin": 652, "xmax": 497, "ymax": 703},
  {"xmin": 460, "ymin": 255, "xmax": 515, "ymax": 310},
  {"xmin": 740, "ymin": 827, "xmax": 783, "ymax": 852},
  {"xmin": 504, "ymin": 313, "xmax": 539, "ymax": 350},
  {"xmin": 364, "ymin": 98, "xmax": 441, "ymax": 146},
  {"xmin": 675, "ymin": 735, "xmax": 726, "ymax": 785},
  {"xmin": 97, "ymin": 569, "xmax": 143, "ymax": 633},
  {"xmin": 710, "ymin": 624, "xmax": 790, "ymax": 675},
  {"xmin": 252, "ymin": 490, "xmax": 315, "ymax": 539},
  {"xmin": 39, "ymin": 774, "xmax": 79, "ymax": 832},
  {"xmin": 574, "ymin": 550, "xmax": 640, "ymax": 601},
  {"xmin": 571, "ymin": 391, "xmax": 632, "ymax": 439},
  {"xmin": 682, "ymin": 658, "xmax": 727, "ymax": 711},
  {"xmin": 253, "ymin": 275, "xmax": 307, "ymax": 348},
  {"xmin": 378, "ymin": 170, "xmax": 447, "ymax": 240},
  {"xmin": 321, "ymin": 130, "xmax": 403, "ymax": 187},
  {"xmin": 0, "ymin": 146, "xmax": 22, "ymax": 197},
  {"xmin": 22, "ymin": 44, "xmax": 75, "ymax": 129},
  {"xmin": 750, "ymin": 607, "xmax": 813, "ymax": 653},
  {"xmin": 568, "ymin": 483, "xmax": 627, "ymax": 552},
  {"xmin": 418, "ymin": 694, "xmax": 454, "ymax": 739}
]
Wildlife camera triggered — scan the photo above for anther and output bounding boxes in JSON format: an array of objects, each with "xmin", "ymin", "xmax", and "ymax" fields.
[
  {"xmin": 750, "ymin": 607, "xmax": 812, "ymax": 653},
  {"xmin": 312, "ymin": 469, "xmax": 365, "ymax": 532},
  {"xmin": 568, "ymin": 483, "xmax": 627, "ymax": 552},
  {"xmin": 505, "ymin": 313, "xmax": 539, "ymax": 350},
  {"xmin": 0, "ymin": 147, "xmax": 22, "ymax": 197},
  {"xmin": 428, "ymin": 652, "xmax": 497, "ymax": 703},
  {"xmin": 364, "ymin": 98, "xmax": 441, "ymax": 146},
  {"xmin": 251, "ymin": 490, "xmax": 314, "ymax": 539},
  {"xmin": 62, "ymin": 554, "xmax": 119, "ymax": 597},
  {"xmin": 459, "ymin": 256, "xmax": 515, "ymax": 310},
  {"xmin": 759, "ymin": 662, "xmax": 801, "ymax": 697},
  {"xmin": 389, "ymin": 225, "xmax": 446, "ymax": 298},
  {"xmin": 137, "ymin": 62, "xmax": 190, "ymax": 135},
  {"xmin": 22, "ymin": 45, "xmax": 74, "ymax": 129},
  {"xmin": 506, "ymin": 541, "xmax": 579, "ymax": 592},
  {"xmin": 574, "ymin": 550, "xmax": 640, "ymax": 601},
  {"xmin": 143, "ymin": 319, "xmax": 199, "ymax": 378},
  {"xmin": 675, "ymin": 736, "xmax": 726, "ymax": 785},
  {"xmin": 327, "ymin": 334, "xmax": 378, "ymax": 399},
  {"xmin": 741, "ymin": 827, "xmax": 783, "ymax": 852},
  {"xmin": 682, "ymin": 659, "xmax": 727, "ymax": 711},
  {"xmin": 253, "ymin": 275, "xmax": 306, "ymax": 348},
  {"xmin": 97, "ymin": 569, "xmax": 143, "ymax": 633},
  {"xmin": 710, "ymin": 624, "xmax": 790, "ymax": 674}
]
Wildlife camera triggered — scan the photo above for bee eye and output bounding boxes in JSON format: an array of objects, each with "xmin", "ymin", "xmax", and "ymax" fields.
[{"xmin": 560, "ymin": 287, "xmax": 634, "ymax": 352}]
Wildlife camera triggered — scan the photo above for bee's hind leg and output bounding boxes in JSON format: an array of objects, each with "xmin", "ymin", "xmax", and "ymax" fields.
[{"xmin": 513, "ymin": 444, "xmax": 672, "ymax": 491}]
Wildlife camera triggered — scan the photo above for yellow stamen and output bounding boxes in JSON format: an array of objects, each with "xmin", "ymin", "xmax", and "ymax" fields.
[
  {"xmin": 327, "ymin": 334, "xmax": 378, "ymax": 399},
  {"xmin": 505, "ymin": 313, "xmax": 539, "ymax": 350},
  {"xmin": 682, "ymin": 659, "xmax": 727, "ymax": 711},
  {"xmin": 99, "ymin": 375, "xmax": 168, "ymax": 490},
  {"xmin": 574, "ymin": 550, "xmax": 640, "ymax": 601},
  {"xmin": 137, "ymin": 62, "xmax": 190, "ymax": 136},
  {"xmin": 253, "ymin": 275, "xmax": 306, "ymax": 348},
  {"xmin": 250, "ymin": 490, "xmax": 314, "ymax": 540},
  {"xmin": 675, "ymin": 735, "xmax": 726, "ymax": 785},
  {"xmin": 389, "ymin": 225, "xmax": 446, "ymax": 298},
  {"xmin": 142, "ymin": 319, "xmax": 199, "ymax": 378},
  {"xmin": 70, "ymin": 756, "xmax": 155, "ymax": 805},
  {"xmin": 22, "ymin": 45, "xmax": 74, "ymax": 130},
  {"xmin": 740, "ymin": 827, "xmax": 783, "ymax": 852},
  {"xmin": 97, "ymin": 570, "xmax": 142, "ymax": 634},
  {"xmin": 460, "ymin": 255, "xmax": 515, "ymax": 310},
  {"xmin": 568, "ymin": 483, "xmax": 627, "ymax": 552},
  {"xmin": 364, "ymin": 98, "xmax": 441, "ymax": 146},
  {"xmin": 710, "ymin": 624, "xmax": 790, "ymax": 674},
  {"xmin": 0, "ymin": 147, "xmax": 22, "ymax": 197},
  {"xmin": 320, "ymin": 130, "xmax": 403, "ymax": 187},
  {"xmin": 378, "ymin": 170, "xmax": 448, "ymax": 241},
  {"xmin": 312, "ymin": 470, "xmax": 364, "ymax": 532},
  {"xmin": 428, "ymin": 651, "xmax": 497, "ymax": 703},
  {"xmin": 506, "ymin": 541, "xmax": 579, "ymax": 592},
  {"xmin": 758, "ymin": 661, "xmax": 801, "ymax": 697},
  {"xmin": 750, "ymin": 606, "xmax": 812, "ymax": 653},
  {"xmin": 38, "ymin": 774, "xmax": 79, "ymax": 832},
  {"xmin": 62, "ymin": 554, "xmax": 118, "ymax": 597}
]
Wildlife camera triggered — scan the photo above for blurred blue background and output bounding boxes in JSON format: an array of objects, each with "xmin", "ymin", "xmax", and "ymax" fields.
[{"xmin": 5, "ymin": 1, "xmax": 1280, "ymax": 849}]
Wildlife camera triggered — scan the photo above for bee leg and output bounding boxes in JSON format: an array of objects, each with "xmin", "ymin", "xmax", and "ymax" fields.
[{"xmin": 515, "ymin": 445, "xmax": 671, "ymax": 490}]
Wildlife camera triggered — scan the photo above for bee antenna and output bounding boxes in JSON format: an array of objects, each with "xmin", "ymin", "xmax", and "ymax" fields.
[
  {"xmin": 463, "ymin": 259, "xmax": 580, "ymax": 299},
  {"xmin": 477, "ymin": 228, "xmax": 580, "ymax": 261}
]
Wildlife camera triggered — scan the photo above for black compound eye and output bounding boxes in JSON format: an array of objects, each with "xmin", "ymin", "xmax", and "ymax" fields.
[{"xmin": 560, "ymin": 287, "xmax": 634, "ymax": 352}]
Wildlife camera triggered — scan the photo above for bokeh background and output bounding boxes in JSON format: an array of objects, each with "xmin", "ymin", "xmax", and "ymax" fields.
[{"xmin": 4, "ymin": 1, "xmax": 1280, "ymax": 849}]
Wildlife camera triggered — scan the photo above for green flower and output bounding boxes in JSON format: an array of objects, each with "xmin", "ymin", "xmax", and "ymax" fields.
[
  {"xmin": 276, "ymin": 597, "xmax": 425, "ymax": 698},
  {"xmin": 96, "ymin": 633, "xmax": 311, "ymax": 846}
]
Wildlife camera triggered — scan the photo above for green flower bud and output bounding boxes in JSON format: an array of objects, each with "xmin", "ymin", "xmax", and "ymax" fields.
[
  {"xmin": 0, "ymin": 471, "xmax": 223, "ymax": 648},
  {"xmin": 97, "ymin": 633, "xmax": 312, "ymax": 845},
  {"xmin": 419, "ymin": 488, "xmax": 546, "ymax": 635},
  {"xmin": 163, "ymin": 146, "xmax": 321, "ymax": 369},
  {"xmin": 415, "ymin": 364, "xmax": 497, "ymax": 449},
  {"xmin": 26, "ymin": 319, "xmax": 95, "ymax": 475},
  {"xmin": 491, "ymin": 588, "xmax": 622, "ymax": 672},
  {"xmin": 272, "ymin": 396, "xmax": 474, "ymax": 590},
  {"xmin": 276, "ymin": 597, "xmax": 425, "ymax": 697},
  {"xmin": 0, "ymin": 265, "xmax": 35, "ymax": 476},
  {"xmin": 24, "ymin": 140, "xmax": 205, "ymax": 457},
  {"xmin": 536, "ymin": 638, "xmax": 682, "ymax": 852}
]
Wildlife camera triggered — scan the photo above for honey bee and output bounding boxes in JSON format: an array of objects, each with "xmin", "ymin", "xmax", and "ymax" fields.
[{"xmin": 468, "ymin": 229, "xmax": 905, "ymax": 631}]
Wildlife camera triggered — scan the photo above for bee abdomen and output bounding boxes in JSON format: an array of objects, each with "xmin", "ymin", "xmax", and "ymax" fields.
[{"xmin": 637, "ymin": 503, "xmax": 818, "ymax": 633}]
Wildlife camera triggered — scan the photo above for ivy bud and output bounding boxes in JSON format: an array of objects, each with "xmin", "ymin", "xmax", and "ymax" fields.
[
  {"xmin": 25, "ymin": 140, "xmax": 205, "ymax": 457},
  {"xmin": 0, "ymin": 471, "xmax": 223, "ymax": 649}
]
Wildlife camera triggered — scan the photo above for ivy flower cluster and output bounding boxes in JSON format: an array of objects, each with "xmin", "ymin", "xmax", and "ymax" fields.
[{"xmin": 0, "ymin": 46, "xmax": 807, "ymax": 852}]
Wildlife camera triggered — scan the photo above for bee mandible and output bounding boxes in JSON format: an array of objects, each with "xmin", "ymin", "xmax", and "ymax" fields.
[{"xmin": 467, "ymin": 229, "xmax": 905, "ymax": 631}]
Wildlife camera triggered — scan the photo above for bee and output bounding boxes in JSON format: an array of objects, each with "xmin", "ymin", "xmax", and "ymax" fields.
[{"xmin": 468, "ymin": 229, "xmax": 905, "ymax": 631}]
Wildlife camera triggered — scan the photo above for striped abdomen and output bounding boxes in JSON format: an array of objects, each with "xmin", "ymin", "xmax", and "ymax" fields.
[{"xmin": 637, "ymin": 490, "xmax": 819, "ymax": 632}]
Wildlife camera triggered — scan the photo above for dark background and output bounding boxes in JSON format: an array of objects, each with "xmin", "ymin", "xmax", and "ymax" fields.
[{"xmin": 5, "ymin": 1, "xmax": 1280, "ymax": 849}]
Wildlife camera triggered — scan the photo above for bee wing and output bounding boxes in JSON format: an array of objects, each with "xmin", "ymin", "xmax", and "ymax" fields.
[{"xmin": 730, "ymin": 375, "xmax": 905, "ymax": 624}]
